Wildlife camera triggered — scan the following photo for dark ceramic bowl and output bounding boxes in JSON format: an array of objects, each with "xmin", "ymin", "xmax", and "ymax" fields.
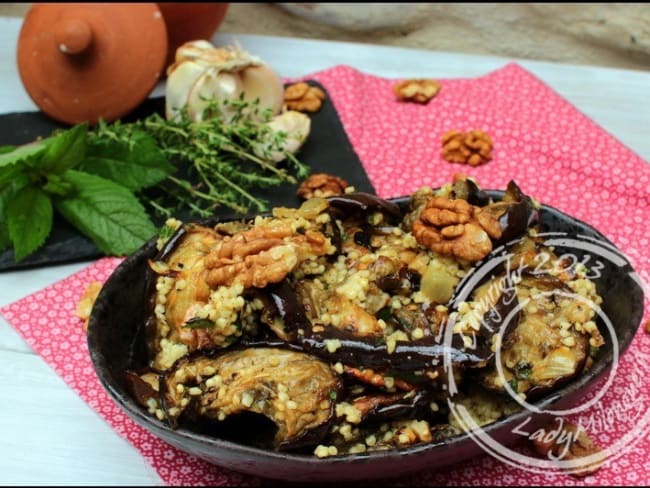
[{"xmin": 87, "ymin": 192, "xmax": 644, "ymax": 482}]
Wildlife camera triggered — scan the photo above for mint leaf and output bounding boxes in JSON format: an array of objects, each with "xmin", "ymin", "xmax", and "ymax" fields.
[
  {"xmin": 6, "ymin": 185, "xmax": 53, "ymax": 261},
  {"xmin": 0, "ymin": 140, "xmax": 46, "ymax": 168},
  {"xmin": 0, "ymin": 164, "xmax": 22, "ymax": 189},
  {"xmin": 0, "ymin": 145, "xmax": 17, "ymax": 154},
  {"xmin": 39, "ymin": 124, "xmax": 88, "ymax": 173},
  {"xmin": 81, "ymin": 130, "xmax": 174, "ymax": 191},
  {"xmin": 0, "ymin": 186, "xmax": 13, "ymax": 252},
  {"xmin": 54, "ymin": 170, "xmax": 156, "ymax": 256}
]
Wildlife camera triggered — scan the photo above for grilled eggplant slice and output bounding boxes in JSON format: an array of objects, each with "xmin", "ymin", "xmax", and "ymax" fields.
[
  {"xmin": 145, "ymin": 224, "xmax": 226, "ymax": 368},
  {"xmin": 160, "ymin": 348, "xmax": 342, "ymax": 450},
  {"xmin": 478, "ymin": 274, "xmax": 590, "ymax": 396}
]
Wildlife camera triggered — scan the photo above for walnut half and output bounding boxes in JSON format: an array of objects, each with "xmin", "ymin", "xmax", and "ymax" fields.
[
  {"xmin": 284, "ymin": 82, "xmax": 326, "ymax": 112},
  {"xmin": 204, "ymin": 222, "xmax": 335, "ymax": 288},
  {"xmin": 412, "ymin": 196, "xmax": 494, "ymax": 262},
  {"xmin": 297, "ymin": 173, "xmax": 349, "ymax": 200},
  {"xmin": 441, "ymin": 129, "xmax": 493, "ymax": 167},
  {"xmin": 393, "ymin": 79, "xmax": 441, "ymax": 104}
]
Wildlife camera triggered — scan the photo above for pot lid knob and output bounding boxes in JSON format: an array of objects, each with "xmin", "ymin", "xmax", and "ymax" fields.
[{"xmin": 53, "ymin": 17, "xmax": 93, "ymax": 55}]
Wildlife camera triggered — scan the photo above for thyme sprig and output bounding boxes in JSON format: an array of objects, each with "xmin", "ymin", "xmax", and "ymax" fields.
[{"xmin": 93, "ymin": 96, "xmax": 310, "ymax": 218}]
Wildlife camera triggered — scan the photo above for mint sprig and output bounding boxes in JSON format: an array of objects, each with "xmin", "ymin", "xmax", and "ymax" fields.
[{"xmin": 0, "ymin": 125, "xmax": 172, "ymax": 262}]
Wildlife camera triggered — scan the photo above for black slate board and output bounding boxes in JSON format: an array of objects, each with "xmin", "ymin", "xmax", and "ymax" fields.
[{"xmin": 0, "ymin": 81, "xmax": 374, "ymax": 271}]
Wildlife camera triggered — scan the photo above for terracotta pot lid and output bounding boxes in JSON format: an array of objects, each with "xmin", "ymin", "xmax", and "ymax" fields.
[{"xmin": 17, "ymin": 3, "xmax": 168, "ymax": 125}]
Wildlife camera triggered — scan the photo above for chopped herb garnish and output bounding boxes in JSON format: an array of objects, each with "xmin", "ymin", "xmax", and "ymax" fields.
[
  {"xmin": 515, "ymin": 361, "xmax": 532, "ymax": 380},
  {"xmin": 182, "ymin": 318, "xmax": 215, "ymax": 329},
  {"xmin": 376, "ymin": 306, "xmax": 392, "ymax": 322}
]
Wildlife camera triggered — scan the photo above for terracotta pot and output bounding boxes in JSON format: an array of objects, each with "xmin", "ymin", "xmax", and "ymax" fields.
[
  {"xmin": 17, "ymin": 3, "xmax": 168, "ymax": 125},
  {"xmin": 157, "ymin": 3, "xmax": 230, "ymax": 69}
]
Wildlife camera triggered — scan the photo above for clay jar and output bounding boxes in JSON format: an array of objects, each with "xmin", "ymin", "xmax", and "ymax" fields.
[
  {"xmin": 16, "ymin": 3, "xmax": 229, "ymax": 125},
  {"xmin": 158, "ymin": 3, "xmax": 230, "ymax": 70},
  {"xmin": 17, "ymin": 3, "xmax": 169, "ymax": 125}
]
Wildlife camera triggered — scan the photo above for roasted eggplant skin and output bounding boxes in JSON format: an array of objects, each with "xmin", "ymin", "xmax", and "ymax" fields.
[
  {"xmin": 493, "ymin": 180, "xmax": 538, "ymax": 246},
  {"xmin": 326, "ymin": 192, "xmax": 402, "ymax": 222},
  {"xmin": 251, "ymin": 280, "xmax": 521, "ymax": 372}
]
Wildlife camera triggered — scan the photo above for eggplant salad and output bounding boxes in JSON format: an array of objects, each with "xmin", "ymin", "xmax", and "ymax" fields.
[{"xmin": 126, "ymin": 175, "xmax": 606, "ymax": 457}]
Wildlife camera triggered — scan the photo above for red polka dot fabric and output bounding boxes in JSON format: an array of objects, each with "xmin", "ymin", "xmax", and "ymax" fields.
[{"xmin": 2, "ymin": 63, "xmax": 649, "ymax": 485}]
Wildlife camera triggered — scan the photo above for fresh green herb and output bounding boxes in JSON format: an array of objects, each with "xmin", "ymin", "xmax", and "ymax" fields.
[
  {"xmin": 6, "ymin": 185, "xmax": 52, "ymax": 261},
  {"xmin": 0, "ymin": 94, "xmax": 310, "ymax": 262},
  {"xmin": 0, "ymin": 125, "xmax": 168, "ymax": 261},
  {"xmin": 0, "ymin": 193, "xmax": 12, "ymax": 253},
  {"xmin": 95, "ymin": 96, "xmax": 310, "ymax": 218},
  {"xmin": 182, "ymin": 318, "xmax": 216, "ymax": 330},
  {"xmin": 39, "ymin": 123, "xmax": 88, "ymax": 173},
  {"xmin": 82, "ymin": 128, "xmax": 173, "ymax": 192},
  {"xmin": 54, "ymin": 171, "xmax": 157, "ymax": 256},
  {"xmin": 589, "ymin": 345, "xmax": 600, "ymax": 357},
  {"xmin": 329, "ymin": 390, "xmax": 338, "ymax": 400},
  {"xmin": 507, "ymin": 378, "xmax": 519, "ymax": 393}
]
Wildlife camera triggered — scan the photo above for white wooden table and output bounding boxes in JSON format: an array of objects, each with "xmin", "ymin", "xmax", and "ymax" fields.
[{"xmin": 0, "ymin": 15, "xmax": 649, "ymax": 485}]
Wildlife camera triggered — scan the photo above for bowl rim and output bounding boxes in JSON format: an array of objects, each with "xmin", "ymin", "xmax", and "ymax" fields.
[{"xmin": 87, "ymin": 190, "xmax": 645, "ymax": 471}]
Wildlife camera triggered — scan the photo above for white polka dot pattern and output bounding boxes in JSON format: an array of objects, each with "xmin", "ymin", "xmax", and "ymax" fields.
[{"xmin": 1, "ymin": 63, "xmax": 649, "ymax": 485}]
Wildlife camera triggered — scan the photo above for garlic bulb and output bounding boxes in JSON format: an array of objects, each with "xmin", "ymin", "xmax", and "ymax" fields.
[{"xmin": 165, "ymin": 40, "xmax": 284, "ymax": 122}]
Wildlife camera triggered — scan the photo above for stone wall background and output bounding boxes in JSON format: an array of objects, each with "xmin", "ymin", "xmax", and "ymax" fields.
[{"xmin": 3, "ymin": 3, "xmax": 649, "ymax": 71}]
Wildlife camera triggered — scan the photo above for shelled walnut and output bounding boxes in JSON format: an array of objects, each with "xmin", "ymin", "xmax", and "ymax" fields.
[
  {"xmin": 297, "ymin": 173, "xmax": 349, "ymax": 199},
  {"xmin": 441, "ymin": 130, "xmax": 493, "ymax": 167},
  {"xmin": 284, "ymin": 82, "xmax": 326, "ymax": 112},
  {"xmin": 204, "ymin": 223, "xmax": 334, "ymax": 288},
  {"xmin": 412, "ymin": 196, "xmax": 496, "ymax": 262},
  {"xmin": 393, "ymin": 79, "xmax": 441, "ymax": 104}
]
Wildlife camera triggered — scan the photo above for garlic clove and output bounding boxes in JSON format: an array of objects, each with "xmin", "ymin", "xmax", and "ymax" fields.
[
  {"xmin": 175, "ymin": 40, "xmax": 216, "ymax": 62},
  {"xmin": 186, "ymin": 68, "xmax": 244, "ymax": 122},
  {"xmin": 165, "ymin": 60, "xmax": 206, "ymax": 121},
  {"xmin": 240, "ymin": 64, "xmax": 285, "ymax": 117},
  {"xmin": 253, "ymin": 110, "xmax": 311, "ymax": 162},
  {"xmin": 176, "ymin": 41, "xmax": 235, "ymax": 68}
]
